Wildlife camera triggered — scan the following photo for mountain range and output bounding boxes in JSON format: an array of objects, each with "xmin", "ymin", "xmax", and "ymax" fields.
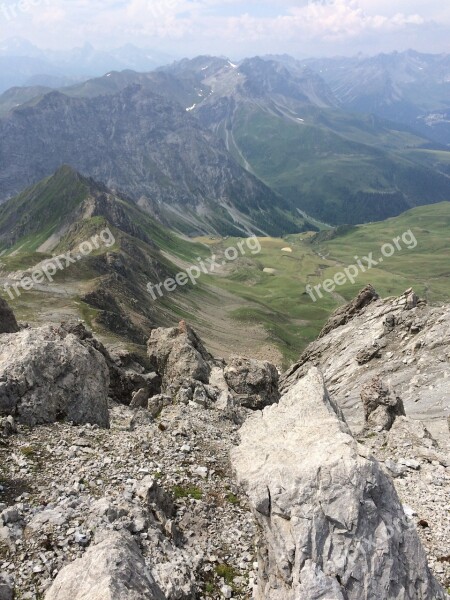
[
  {"xmin": 0, "ymin": 37, "xmax": 175, "ymax": 92},
  {"xmin": 1, "ymin": 49, "xmax": 450, "ymax": 233},
  {"xmin": 0, "ymin": 83, "xmax": 302, "ymax": 236},
  {"xmin": 300, "ymin": 50, "xmax": 450, "ymax": 147}
]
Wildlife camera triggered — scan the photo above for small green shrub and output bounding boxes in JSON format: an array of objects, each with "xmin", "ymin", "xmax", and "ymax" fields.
[
  {"xmin": 20, "ymin": 446, "xmax": 36, "ymax": 457},
  {"xmin": 173, "ymin": 485, "xmax": 203, "ymax": 500},
  {"xmin": 226, "ymin": 493, "xmax": 239, "ymax": 505},
  {"xmin": 215, "ymin": 563, "xmax": 239, "ymax": 585}
]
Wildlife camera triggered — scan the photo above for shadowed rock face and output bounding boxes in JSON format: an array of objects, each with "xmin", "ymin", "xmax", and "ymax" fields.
[
  {"xmin": 232, "ymin": 368, "xmax": 447, "ymax": 600},
  {"xmin": 0, "ymin": 325, "xmax": 110, "ymax": 427},
  {"xmin": 224, "ymin": 356, "xmax": 280, "ymax": 410},
  {"xmin": 0, "ymin": 297, "xmax": 19, "ymax": 334}
]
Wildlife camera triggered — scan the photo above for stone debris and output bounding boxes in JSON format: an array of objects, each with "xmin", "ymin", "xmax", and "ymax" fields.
[
  {"xmin": 0, "ymin": 401, "xmax": 258, "ymax": 599},
  {"xmin": 0, "ymin": 299, "xmax": 448, "ymax": 599}
]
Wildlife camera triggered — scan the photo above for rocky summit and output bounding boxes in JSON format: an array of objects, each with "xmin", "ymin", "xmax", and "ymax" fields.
[{"xmin": 0, "ymin": 292, "xmax": 448, "ymax": 599}]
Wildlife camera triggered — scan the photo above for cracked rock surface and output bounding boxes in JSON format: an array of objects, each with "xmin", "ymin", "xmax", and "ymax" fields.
[{"xmin": 232, "ymin": 368, "xmax": 447, "ymax": 600}]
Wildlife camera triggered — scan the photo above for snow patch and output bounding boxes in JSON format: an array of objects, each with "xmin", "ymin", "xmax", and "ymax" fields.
[{"xmin": 186, "ymin": 104, "xmax": 197, "ymax": 111}]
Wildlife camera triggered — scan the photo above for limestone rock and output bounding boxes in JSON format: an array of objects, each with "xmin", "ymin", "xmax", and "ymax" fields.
[
  {"xmin": 0, "ymin": 325, "xmax": 109, "ymax": 427},
  {"xmin": 319, "ymin": 284, "xmax": 379, "ymax": 338},
  {"xmin": 361, "ymin": 376, "xmax": 405, "ymax": 431},
  {"xmin": 388, "ymin": 416, "xmax": 437, "ymax": 450},
  {"xmin": 0, "ymin": 298, "xmax": 19, "ymax": 335},
  {"xmin": 224, "ymin": 356, "xmax": 279, "ymax": 410},
  {"xmin": 232, "ymin": 368, "xmax": 446, "ymax": 600},
  {"xmin": 44, "ymin": 530, "xmax": 166, "ymax": 600},
  {"xmin": 0, "ymin": 416, "xmax": 16, "ymax": 438},
  {"xmin": 61, "ymin": 320, "xmax": 160, "ymax": 405},
  {"xmin": 0, "ymin": 572, "xmax": 14, "ymax": 600},
  {"xmin": 130, "ymin": 388, "xmax": 150, "ymax": 409},
  {"xmin": 281, "ymin": 287, "xmax": 448, "ymax": 428},
  {"xmin": 147, "ymin": 321, "xmax": 215, "ymax": 391}
]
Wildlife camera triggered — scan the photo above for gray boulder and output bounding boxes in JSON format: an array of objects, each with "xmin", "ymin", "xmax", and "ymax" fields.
[
  {"xmin": 0, "ymin": 298, "xmax": 19, "ymax": 334},
  {"xmin": 61, "ymin": 320, "xmax": 161, "ymax": 405},
  {"xmin": 232, "ymin": 368, "xmax": 446, "ymax": 600},
  {"xmin": 45, "ymin": 530, "xmax": 166, "ymax": 600},
  {"xmin": 0, "ymin": 325, "xmax": 109, "ymax": 427},
  {"xmin": 224, "ymin": 356, "xmax": 279, "ymax": 410},
  {"xmin": 361, "ymin": 376, "xmax": 405, "ymax": 431},
  {"xmin": 147, "ymin": 321, "xmax": 215, "ymax": 391}
]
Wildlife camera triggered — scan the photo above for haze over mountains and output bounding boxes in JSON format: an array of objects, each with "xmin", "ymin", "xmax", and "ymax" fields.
[
  {"xmin": 0, "ymin": 37, "xmax": 174, "ymax": 92},
  {"xmin": 1, "ymin": 48, "xmax": 450, "ymax": 233}
]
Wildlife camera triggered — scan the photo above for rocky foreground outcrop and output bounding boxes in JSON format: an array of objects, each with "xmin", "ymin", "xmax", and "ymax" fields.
[
  {"xmin": 0, "ymin": 298, "xmax": 448, "ymax": 599},
  {"xmin": 147, "ymin": 321, "xmax": 280, "ymax": 410},
  {"xmin": 0, "ymin": 324, "xmax": 110, "ymax": 427},
  {"xmin": 282, "ymin": 286, "xmax": 450, "ymax": 427},
  {"xmin": 45, "ymin": 531, "xmax": 166, "ymax": 600},
  {"xmin": 232, "ymin": 368, "xmax": 447, "ymax": 599}
]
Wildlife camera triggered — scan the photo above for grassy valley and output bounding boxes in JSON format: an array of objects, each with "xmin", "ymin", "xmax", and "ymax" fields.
[{"xmin": 2, "ymin": 170, "xmax": 448, "ymax": 369}]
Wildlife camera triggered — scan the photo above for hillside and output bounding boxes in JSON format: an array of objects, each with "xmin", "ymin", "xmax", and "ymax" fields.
[
  {"xmin": 0, "ymin": 87, "xmax": 301, "ymax": 237},
  {"xmin": 189, "ymin": 56, "xmax": 450, "ymax": 224},
  {"xmin": 2, "ymin": 54, "xmax": 450, "ymax": 228},
  {"xmin": 1, "ymin": 170, "xmax": 449, "ymax": 368},
  {"xmin": 0, "ymin": 167, "xmax": 211, "ymax": 346}
]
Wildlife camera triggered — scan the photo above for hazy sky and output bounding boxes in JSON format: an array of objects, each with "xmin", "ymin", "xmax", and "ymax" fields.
[{"xmin": 0, "ymin": 0, "xmax": 449, "ymax": 58}]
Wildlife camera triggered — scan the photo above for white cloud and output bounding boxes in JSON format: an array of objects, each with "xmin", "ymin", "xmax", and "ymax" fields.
[{"xmin": 0, "ymin": 0, "xmax": 448, "ymax": 57}]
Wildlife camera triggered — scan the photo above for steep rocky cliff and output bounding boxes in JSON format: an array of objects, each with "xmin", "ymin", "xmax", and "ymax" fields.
[
  {"xmin": 0, "ymin": 86, "xmax": 298, "ymax": 236},
  {"xmin": 282, "ymin": 285, "xmax": 450, "ymax": 430}
]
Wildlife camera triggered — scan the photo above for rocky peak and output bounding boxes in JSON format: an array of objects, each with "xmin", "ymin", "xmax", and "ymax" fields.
[
  {"xmin": 318, "ymin": 283, "xmax": 379, "ymax": 337},
  {"xmin": 281, "ymin": 286, "xmax": 445, "ymax": 428}
]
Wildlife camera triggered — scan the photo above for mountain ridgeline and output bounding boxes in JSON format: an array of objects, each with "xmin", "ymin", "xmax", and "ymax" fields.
[
  {"xmin": 0, "ymin": 85, "xmax": 302, "ymax": 237},
  {"xmin": 0, "ymin": 166, "xmax": 210, "ymax": 344},
  {"xmin": 1, "ymin": 51, "xmax": 450, "ymax": 232}
]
